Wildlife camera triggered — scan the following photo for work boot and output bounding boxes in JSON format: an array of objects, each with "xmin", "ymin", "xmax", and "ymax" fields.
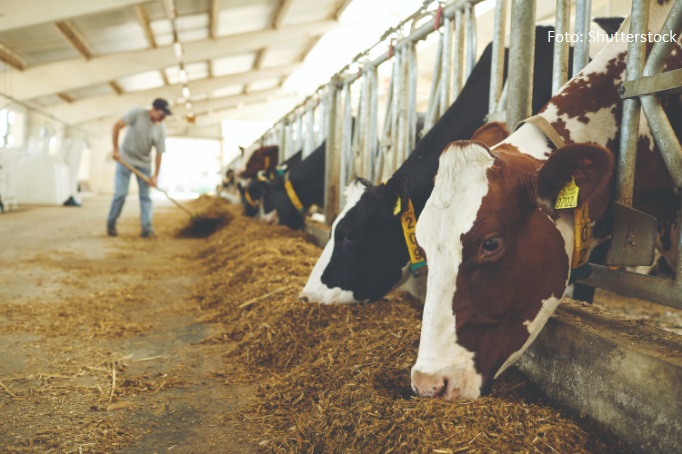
[
  {"xmin": 141, "ymin": 229, "xmax": 156, "ymax": 238},
  {"xmin": 107, "ymin": 225, "xmax": 118, "ymax": 237}
]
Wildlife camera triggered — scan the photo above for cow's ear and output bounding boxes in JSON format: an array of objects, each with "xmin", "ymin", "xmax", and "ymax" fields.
[
  {"xmin": 536, "ymin": 143, "xmax": 614, "ymax": 217},
  {"xmin": 382, "ymin": 174, "xmax": 410, "ymax": 217},
  {"xmin": 470, "ymin": 122, "xmax": 509, "ymax": 147}
]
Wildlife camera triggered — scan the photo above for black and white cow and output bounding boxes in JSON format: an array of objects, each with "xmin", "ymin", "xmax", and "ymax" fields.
[
  {"xmin": 238, "ymin": 149, "xmax": 303, "ymax": 217},
  {"xmin": 261, "ymin": 142, "xmax": 326, "ymax": 230},
  {"xmin": 300, "ymin": 24, "xmax": 588, "ymax": 304}
]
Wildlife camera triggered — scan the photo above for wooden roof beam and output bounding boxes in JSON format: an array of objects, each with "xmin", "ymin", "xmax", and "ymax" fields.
[
  {"xmin": 135, "ymin": 4, "xmax": 157, "ymax": 48},
  {"xmin": 55, "ymin": 21, "xmax": 94, "ymax": 60},
  {"xmin": 0, "ymin": 43, "xmax": 26, "ymax": 70},
  {"xmin": 272, "ymin": 0, "xmax": 294, "ymax": 29},
  {"xmin": 44, "ymin": 62, "xmax": 303, "ymax": 124},
  {"xmin": 0, "ymin": 0, "xmax": 152, "ymax": 32},
  {"xmin": 209, "ymin": 0, "xmax": 220, "ymax": 39},
  {"xmin": 109, "ymin": 81, "xmax": 124, "ymax": 95},
  {"xmin": 8, "ymin": 19, "xmax": 338, "ymax": 101}
]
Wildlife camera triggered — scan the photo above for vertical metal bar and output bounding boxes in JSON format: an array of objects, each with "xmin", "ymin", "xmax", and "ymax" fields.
[
  {"xmin": 407, "ymin": 43, "xmax": 418, "ymax": 159},
  {"xmin": 506, "ymin": 0, "xmax": 536, "ymax": 130},
  {"xmin": 368, "ymin": 66, "xmax": 379, "ymax": 182},
  {"xmin": 465, "ymin": 4, "xmax": 477, "ymax": 79},
  {"xmin": 572, "ymin": 0, "xmax": 592, "ymax": 76},
  {"xmin": 296, "ymin": 114, "xmax": 304, "ymax": 157},
  {"xmin": 339, "ymin": 82, "xmax": 353, "ymax": 202},
  {"xmin": 440, "ymin": 16, "xmax": 453, "ymax": 117},
  {"xmin": 359, "ymin": 70, "xmax": 370, "ymax": 178},
  {"xmin": 323, "ymin": 79, "xmax": 341, "ymax": 225},
  {"xmin": 489, "ymin": 0, "xmax": 507, "ymax": 116},
  {"xmin": 552, "ymin": 0, "xmax": 570, "ymax": 94},
  {"xmin": 425, "ymin": 31, "xmax": 443, "ymax": 132},
  {"xmin": 305, "ymin": 105, "xmax": 315, "ymax": 158},
  {"xmin": 390, "ymin": 45, "xmax": 403, "ymax": 175},
  {"xmin": 615, "ymin": 0, "xmax": 649, "ymax": 207},
  {"xmin": 391, "ymin": 43, "xmax": 409, "ymax": 168},
  {"xmin": 640, "ymin": 0, "xmax": 682, "ymax": 189},
  {"xmin": 452, "ymin": 9, "xmax": 465, "ymax": 99}
]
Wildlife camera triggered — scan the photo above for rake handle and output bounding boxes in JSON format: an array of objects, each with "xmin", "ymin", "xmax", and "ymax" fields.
[{"xmin": 115, "ymin": 156, "xmax": 196, "ymax": 218}]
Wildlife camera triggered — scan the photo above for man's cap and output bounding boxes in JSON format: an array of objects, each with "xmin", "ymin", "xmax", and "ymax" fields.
[{"xmin": 152, "ymin": 98, "xmax": 172, "ymax": 116}]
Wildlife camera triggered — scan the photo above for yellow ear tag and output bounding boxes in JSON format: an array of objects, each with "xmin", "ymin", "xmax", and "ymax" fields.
[
  {"xmin": 393, "ymin": 197, "xmax": 401, "ymax": 216},
  {"xmin": 555, "ymin": 176, "xmax": 579, "ymax": 209}
]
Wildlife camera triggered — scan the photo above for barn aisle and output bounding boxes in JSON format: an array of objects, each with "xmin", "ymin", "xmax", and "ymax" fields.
[
  {"xmin": 0, "ymin": 196, "xmax": 259, "ymax": 453},
  {"xmin": 0, "ymin": 195, "xmax": 628, "ymax": 453}
]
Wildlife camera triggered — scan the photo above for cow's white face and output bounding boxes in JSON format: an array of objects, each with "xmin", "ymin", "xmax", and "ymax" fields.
[
  {"xmin": 411, "ymin": 142, "xmax": 493, "ymax": 399},
  {"xmin": 300, "ymin": 180, "xmax": 369, "ymax": 304}
]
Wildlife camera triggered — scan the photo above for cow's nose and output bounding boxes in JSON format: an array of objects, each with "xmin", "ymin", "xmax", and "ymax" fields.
[
  {"xmin": 411, "ymin": 370, "xmax": 447, "ymax": 398},
  {"xmin": 299, "ymin": 294, "xmax": 309, "ymax": 303}
]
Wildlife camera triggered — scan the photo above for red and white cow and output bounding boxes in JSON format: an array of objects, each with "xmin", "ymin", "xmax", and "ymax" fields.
[{"xmin": 411, "ymin": 2, "xmax": 681, "ymax": 400}]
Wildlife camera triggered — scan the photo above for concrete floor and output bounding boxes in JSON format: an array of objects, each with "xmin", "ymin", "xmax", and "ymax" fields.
[{"xmin": 0, "ymin": 195, "xmax": 259, "ymax": 453}]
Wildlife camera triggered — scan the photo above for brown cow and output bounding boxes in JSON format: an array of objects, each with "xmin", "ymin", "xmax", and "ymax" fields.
[
  {"xmin": 239, "ymin": 145, "xmax": 279, "ymax": 179},
  {"xmin": 411, "ymin": 2, "xmax": 681, "ymax": 400}
]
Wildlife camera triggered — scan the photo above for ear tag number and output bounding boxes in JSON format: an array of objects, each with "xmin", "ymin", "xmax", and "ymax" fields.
[{"xmin": 555, "ymin": 176, "xmax": 579, "ymax": 209}]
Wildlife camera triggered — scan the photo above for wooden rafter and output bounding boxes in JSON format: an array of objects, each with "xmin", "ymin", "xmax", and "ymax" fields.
[
  {"xmin": 160, "ymin": 69, "xmax": 170, "ymax": 86},
  {"xmin": 135, "ymin": 4, "xmax": 157, "ymax": 48},
  {"xmin": 209, "ymin": 0, "xmax": 220, "ymax": 39},
  {"xmin": 298, "ymin": 36, "xmax": 322, "ymax": 62},
  {"xmin": 55, "ymin": 21, "xmax": 94, "ymax": 60},
  {"xmin": 332, "ymin": 0, "xmax": 353, "ymax": 21},
  {"xmin": 57, "ymin": 93, "xmax": 74, "ymax": 103},
  {"xmin": 109, "ymin": 81, "xmax": 124, "ymax": 95},
  {"xmin": 0, "ymin": 42, "xmax": 26, "ymax": 70},
  {"xmin": 272, "ymin": 0, "xmax": 294, "ymax": 29}
]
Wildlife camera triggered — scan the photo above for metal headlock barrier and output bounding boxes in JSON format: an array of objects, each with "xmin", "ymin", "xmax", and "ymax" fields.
[
  {"xmin": 581, "ymin": 0, "xmax": 682, "ymax": 311},
  {"xmin": 251, "ymin": 0, "xmax": 682, "ymax": 309}
]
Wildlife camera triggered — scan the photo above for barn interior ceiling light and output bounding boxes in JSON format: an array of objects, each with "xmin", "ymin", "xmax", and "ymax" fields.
[{"xmin": 164, "ymin": 0, "xmax": 195, "ymax": 123}]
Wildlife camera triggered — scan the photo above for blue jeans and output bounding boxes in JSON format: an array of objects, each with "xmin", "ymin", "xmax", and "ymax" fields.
[{"xmin": 107, "ymin": 162, "xmax": 153, "ymax": 233}]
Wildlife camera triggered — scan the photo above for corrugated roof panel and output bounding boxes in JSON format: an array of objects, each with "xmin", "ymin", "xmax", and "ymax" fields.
[
  {"xmin": 65, "ymin": 83, "xmax": 115, "ymax": 101},
  {"xmin": 31, "ymin": 94, "xmax": 67, "ymax": 107},
  {"xmin": 150, "ymin": 18, "xmax": 174, "ymax": 47},
  {"xmin": 280, "ymin": 0, "xmax": 336, "ymax": 27},
  {"xmin": 211, "ymin": 85, "xmax": 244, "ymax": 99},
  {"xmin": 216, "ymin": 0, "xmax": 275, "ymax": 37},
  {"xmin": 0, "ymin": 25, "xmax": 79, "ymax": 66},
  {"xmin": 260, "ymin": 38, "xmax": 310, "ymax": 68},
  {"xmin": 116, "ymin": 70, "xmax": 165, "ymax": 92},
  {"xmin": 176, "ymin": 0, "xmax": 210, "ymax": 16},
  {"xmin": 165, "ymin": 61, "xmax": 210, "ymax": 84},
  {"xmin": 247, "ymin": 78, "xmax": 281, "ymax": 92},
  {"xmin": 71, "ymin": 8, "xmax": 149, "ymax": 55},
  {"xmin": 177, "ymin": 13, "xmax": 210, "ymax": 43},
  {"xmin": 212, "ymin": 54, "xmax": 257, "ymax": 77}
]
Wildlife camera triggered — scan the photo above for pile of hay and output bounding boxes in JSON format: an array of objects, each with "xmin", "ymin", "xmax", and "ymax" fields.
[
  {"xmin": 175, "ymin": 195, "xmax": 234, "ymax": 238},
  {"xmin": 192, "ymin": 208, "xmax": 622, "ymax": 453}
]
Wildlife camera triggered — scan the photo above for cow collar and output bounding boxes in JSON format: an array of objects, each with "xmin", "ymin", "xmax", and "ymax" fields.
[
  {"xmin": 518, "ymin": 115, "xmax": 592, "ymax": 284},
  {"xmin": 284, "ymin": 173, "xmax": 306, "ymax": 214},
  {"xmin": 394, "ymin": 197, "xmax": 428, "ymax": 277}
]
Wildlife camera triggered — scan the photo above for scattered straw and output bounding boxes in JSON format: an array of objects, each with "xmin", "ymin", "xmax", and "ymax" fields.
[{"xmin": 0, "ymin": 380, "xmax": 16, "ymax": 397}]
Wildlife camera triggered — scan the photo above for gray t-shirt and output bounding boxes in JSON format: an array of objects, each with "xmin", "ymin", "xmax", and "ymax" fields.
[{"xmin": 120, "ymin": 108, "xmax": 166, "ymax": 168}]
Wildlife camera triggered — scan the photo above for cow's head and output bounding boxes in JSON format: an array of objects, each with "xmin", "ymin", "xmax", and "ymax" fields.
[
  {"xmin": 299, "ymin": 122, "xmax": 511, "ymax": 305},
  {"xmin": 411, "ymin": 140, "xmax": 613, "ymax": 399},
  {"xmin": 239, "ymin": 146, "xmax": 279, "ymax": 179},
  {"xmin": 260, "ymin": 178, "xmax": 305, "ymax": 230},
  {"xmin": 300, "ymin": 176, "xmax": 412, "ymax": 304}
]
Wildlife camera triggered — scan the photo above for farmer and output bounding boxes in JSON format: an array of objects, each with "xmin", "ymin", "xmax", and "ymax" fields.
[{"xmin": 106, "ymin": 98, "xmax": 171, "ymax": 237}]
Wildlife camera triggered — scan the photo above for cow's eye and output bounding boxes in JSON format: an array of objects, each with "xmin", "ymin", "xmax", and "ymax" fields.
[{"xmin": 481, "ymin": 236, "xmax": 502, "ymax": 253}]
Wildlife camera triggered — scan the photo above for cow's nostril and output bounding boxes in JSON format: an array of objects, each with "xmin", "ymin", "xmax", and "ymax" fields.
[{"xmin": 299, "ymin": 295, "xmax": 309, "ymax": 303}]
